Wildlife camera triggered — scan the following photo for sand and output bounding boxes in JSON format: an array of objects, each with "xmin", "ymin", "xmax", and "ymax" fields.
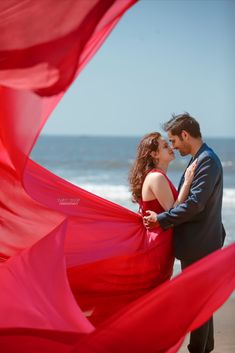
[{"xmin": 178, "ymin": 296, "xmax": 235, "ymax": 353}]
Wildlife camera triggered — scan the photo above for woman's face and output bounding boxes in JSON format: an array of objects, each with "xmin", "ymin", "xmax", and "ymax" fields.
[{"xmin": 155, "ymin": 137, "xmax": 175, "ymax": 164}]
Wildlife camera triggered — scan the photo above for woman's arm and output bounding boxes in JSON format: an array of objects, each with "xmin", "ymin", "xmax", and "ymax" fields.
[
  {"xmin": 173, "ymin": 159, "xmax": 197, "ymax": 207},
  {"xmin": 145, "ymin": 173, "xmax": 174, "ymax": 211}
]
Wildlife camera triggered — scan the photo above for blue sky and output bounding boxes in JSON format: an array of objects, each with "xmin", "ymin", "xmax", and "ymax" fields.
[{"xmin": 42, "ymin": 0, "xmax": 235, "ymax": 138}]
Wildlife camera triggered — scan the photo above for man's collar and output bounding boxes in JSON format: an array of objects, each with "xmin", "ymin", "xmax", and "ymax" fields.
[{"xmin": 192, "ymin": 142, "xmax": 207, "ymax": 160}]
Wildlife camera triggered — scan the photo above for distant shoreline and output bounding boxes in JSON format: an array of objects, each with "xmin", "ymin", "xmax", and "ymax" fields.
[{"xmin": 40, "ymin": 134, "xmax": 235, "ymax": 140}]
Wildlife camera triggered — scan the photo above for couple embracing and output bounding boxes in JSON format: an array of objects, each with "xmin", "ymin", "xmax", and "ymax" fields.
[{"xmin": 129, "ymin": 113, "xmax": 226, "ymax": 353}]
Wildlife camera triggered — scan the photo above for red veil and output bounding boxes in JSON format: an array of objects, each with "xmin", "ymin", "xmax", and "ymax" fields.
[{"xmin": 0, "ymin": 1, "xmax": 234, "ymax": 352}]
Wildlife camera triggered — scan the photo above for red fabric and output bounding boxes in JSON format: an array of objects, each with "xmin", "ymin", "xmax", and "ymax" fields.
[
  {"xmin": 68, "ymin": 171, "xmax": 176, "ymax": 325},
  {"xmin": 73, "ymin": 243, "xmax": 235, "ymax": 353},
  {"xmin": 0, "ymin": 1, "xmax": 234, "ymax": 352},
  {"xmin": 0, "ymin": 234, "xmax": 234, "ymax": 352},
  {"xmin": 0, "ymin": 220, "xmax": 94, "ymax": 333}
]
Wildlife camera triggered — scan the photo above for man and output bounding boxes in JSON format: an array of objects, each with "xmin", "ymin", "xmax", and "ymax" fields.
[{"xmin": 144, "ymin": 113, "xmax": 226, "ymax": 353}]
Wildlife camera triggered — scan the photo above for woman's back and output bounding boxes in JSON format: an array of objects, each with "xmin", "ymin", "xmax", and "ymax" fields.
[{"xmin": 140, "ymin": 169, "xmax": 178, "ymax": 215}]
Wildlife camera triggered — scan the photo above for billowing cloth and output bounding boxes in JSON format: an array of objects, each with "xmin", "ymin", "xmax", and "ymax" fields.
[
  {"xmin": 0, "ymin": 1, "xmax": 234, "ymax": 352},
  {"xmin": 0, "ymin": 224, "xmax": 234, "ymax": 352},
  {"xmin": 0, "ymin": 220, "xmax": 94, "ymax": 333}
]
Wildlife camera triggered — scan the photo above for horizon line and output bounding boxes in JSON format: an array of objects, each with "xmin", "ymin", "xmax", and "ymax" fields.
[{"xmin": 40, "ymin": 133, "xmax": 235, "ymax": 139}]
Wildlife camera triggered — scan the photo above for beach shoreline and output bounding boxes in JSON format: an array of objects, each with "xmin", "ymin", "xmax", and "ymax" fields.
[{"xmin": 179, "ymin": 296, "xmax": 235, "ymax": 353}]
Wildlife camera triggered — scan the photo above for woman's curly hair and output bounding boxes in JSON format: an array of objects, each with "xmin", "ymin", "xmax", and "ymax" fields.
[{"xmin": 129, "ymin": 132, "xmax": 161, "ymax": 203}]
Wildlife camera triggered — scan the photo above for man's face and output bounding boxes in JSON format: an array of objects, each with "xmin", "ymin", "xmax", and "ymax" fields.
[{"xmin": 167, "ymin": 131, "xmax": 191, "ymax": 156}]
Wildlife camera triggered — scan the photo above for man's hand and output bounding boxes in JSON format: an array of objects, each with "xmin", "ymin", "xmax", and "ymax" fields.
[{"xmin": 143, "ymin": 210, "xmax": 160, "ymax": 229}]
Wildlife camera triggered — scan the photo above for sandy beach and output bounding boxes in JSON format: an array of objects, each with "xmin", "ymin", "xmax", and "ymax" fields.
[{"xmin": 179, "ymin": 296, "xmax": 235, "ymax": 353}]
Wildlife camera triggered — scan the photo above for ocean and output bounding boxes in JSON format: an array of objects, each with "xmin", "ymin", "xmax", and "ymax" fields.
[{"xmin": 31, "ymin": 136, "xmax": 235, "ymax": 252}]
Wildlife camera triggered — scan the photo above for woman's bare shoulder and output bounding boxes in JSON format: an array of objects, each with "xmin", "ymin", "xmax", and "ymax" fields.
[{"xmin": 145, "ymin": 171, "xmax": 167, "ymax": 183}]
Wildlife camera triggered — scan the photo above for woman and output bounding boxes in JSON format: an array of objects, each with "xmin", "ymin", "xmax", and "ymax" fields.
[
  {"xmin": 69, "ymin": 133, "xmax": 197, "ymax": 326},
  {"xmin": 67, "ymin": 132, "xmax": 197, "ymax": 326},
  {"xmin": 129, "ymin": 132, "xmax": 197, "ymax": 230}
]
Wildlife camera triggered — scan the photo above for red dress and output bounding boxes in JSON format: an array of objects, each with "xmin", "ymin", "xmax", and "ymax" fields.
[
  {"xmin": 68, "ymin": 170, "xmax": 178, "ymax": 325},
  {"xmin": 140, "ymin": 169, "xmax": 178, "ymax": 245}
]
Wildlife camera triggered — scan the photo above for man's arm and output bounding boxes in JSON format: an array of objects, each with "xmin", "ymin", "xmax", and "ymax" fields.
[{"xmin": 156, "ymin": 155, "xmax": 221, "ymax": 230}]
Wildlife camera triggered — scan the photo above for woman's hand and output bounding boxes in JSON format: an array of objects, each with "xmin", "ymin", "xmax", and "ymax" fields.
[
  {"xmin": 173, "ymin": 158, "xmax": 198, "ymax": 207},
  {"xmin": 143, "ymin": 210, "xmax": 160, "ymax": 229},
  {"xmin": 184, "ymin": 159, "xmax": 198, "ymax": 185}
]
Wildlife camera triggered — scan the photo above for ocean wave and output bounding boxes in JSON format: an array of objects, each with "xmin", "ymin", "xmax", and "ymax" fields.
[
  {"xmin": 72, "ymin": 182, "xmax": 131, "ymax": 201},
  {"xmin": 68, "ymin": 181, "xmax": 235, "ymax": 207},
  {"xmin": 223, "ymin": 188, "xmax": 235, "ymax": 206},
  {"xmin": 221, "ymin": 161, "xmax": 234, "ymax": 168}
]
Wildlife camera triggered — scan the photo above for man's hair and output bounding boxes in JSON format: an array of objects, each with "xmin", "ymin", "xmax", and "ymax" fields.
[{"xmin": 162, "ymin": 112, "xmax": 202, "ymax": 138}]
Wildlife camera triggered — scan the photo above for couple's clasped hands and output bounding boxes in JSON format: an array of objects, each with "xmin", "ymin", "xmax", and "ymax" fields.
[
  {"xmin": 143, "ymin": 210, "xmax": 159, "ymax": 229},
  {"xmin": 143, "ymin": 159, "xmax": 198, "ymax": 229}
]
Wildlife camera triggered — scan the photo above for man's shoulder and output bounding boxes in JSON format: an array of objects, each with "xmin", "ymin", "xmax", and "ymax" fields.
[
  {"xmin": 199, "ymin": 144, "xmax": 220, "ymax": 161},
  {"xmin": 198, "ymin": 145, "xmax": 222, "ymax": 170}
]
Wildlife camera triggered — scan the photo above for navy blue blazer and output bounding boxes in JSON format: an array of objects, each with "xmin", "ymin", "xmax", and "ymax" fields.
[{"xmin": 158, "ymin": 143, "xmax": 226, "ymax": 261}]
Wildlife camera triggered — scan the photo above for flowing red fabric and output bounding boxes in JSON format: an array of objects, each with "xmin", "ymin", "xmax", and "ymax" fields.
[
  {"xmin": 0, "ymin": 1, "xmax": 234, "ymax": 352},
  {"xmin": 0, "ymin": 228, "xmax": 234, "ymax": 352}
]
